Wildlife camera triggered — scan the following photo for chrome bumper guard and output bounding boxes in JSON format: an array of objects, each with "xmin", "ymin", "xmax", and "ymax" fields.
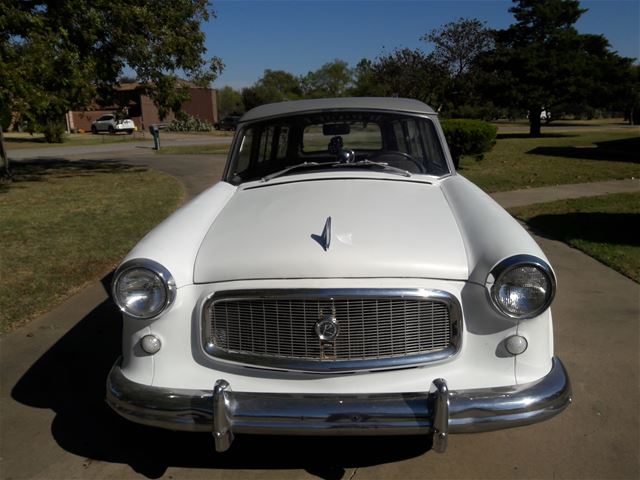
[{"xmin": 106, "ymin": 357, "xmax": 571, "ymax": 453}]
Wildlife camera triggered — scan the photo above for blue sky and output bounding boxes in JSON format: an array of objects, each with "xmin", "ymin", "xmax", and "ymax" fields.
[{"xmin": 206, "ymin": 0, "xmax": 640, "ymax": 89}]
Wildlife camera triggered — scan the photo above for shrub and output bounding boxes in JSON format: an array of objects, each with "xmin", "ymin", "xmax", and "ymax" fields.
[
  {"xmin": 0, "ymin": 105, "xmax": 12, "ymax": 131},
  {"xmin": 40, "ymin": 121, "xmax": 67, "ymax": 143},
  {"xmin": 441, "ymin": 119, "xmax": 497, "ymax": 169},
  {"xmin": 166, "ymin": 115, "xmax": 214, "ymax": 132}
]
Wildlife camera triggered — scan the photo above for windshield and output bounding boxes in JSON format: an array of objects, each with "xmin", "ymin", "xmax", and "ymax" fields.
[{"xmin": 225, "ymin": 111, "xmax": 449, "ymax": 184}]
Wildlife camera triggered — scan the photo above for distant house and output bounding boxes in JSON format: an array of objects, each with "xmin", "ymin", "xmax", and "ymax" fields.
[{"xmin": 67, "ymin": 83, "xmax": 218, "ymax": 132}]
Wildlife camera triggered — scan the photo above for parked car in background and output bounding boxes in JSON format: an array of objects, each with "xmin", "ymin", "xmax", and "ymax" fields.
[
  {"xmin": 107, "ymin": 97, "xmax": 571, "ymax": 453},
  {"xmin": 214, "ymin": 115, "xmax": 240, "ymax": 131},
  {"xmin": 91, "ymin": 114, "xmax": 135, "ymax": 134}
]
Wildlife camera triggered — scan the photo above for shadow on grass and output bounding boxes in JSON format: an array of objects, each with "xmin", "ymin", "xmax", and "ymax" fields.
[
  {"xmin": 547, "ymin": 121, "xmax": 630, "ymax": 128},
  {"xmin": 497, "ymin": 132, "xmax": 576, "ymax": 140},
  {"xmin": 521, "ymin": 212, "xmax": 640, "ymax": 247},
  {"xmin": 0, "ymin": 159, "xmax": 147, "ymax": 193},
  {"xmin": 527, "ymin": 137, "xmax": 640, "ymax": 163},
  {"xmin": 11, "ymin": 274, "xmax": 431, "ymax": 479},
  {"xmin": 3, "ymin": 135, "xmax": 48, "ymax": 144}
]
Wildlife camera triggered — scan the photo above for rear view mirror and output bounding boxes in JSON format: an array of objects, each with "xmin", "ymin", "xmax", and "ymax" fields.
[{"xmin": 323, "ymin": 123, "xmax": 350, "ymax": 136}]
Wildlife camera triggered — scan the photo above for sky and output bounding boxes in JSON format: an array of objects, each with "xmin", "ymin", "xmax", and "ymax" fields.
[{"xmin": 204, "ymin": 0, "xmax": 640, "ymax": 90}]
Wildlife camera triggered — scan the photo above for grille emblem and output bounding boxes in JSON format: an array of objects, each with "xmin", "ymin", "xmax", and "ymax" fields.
[{"xmin": 315, "ymin": 314, "xmax": 339, "ymax": 342}]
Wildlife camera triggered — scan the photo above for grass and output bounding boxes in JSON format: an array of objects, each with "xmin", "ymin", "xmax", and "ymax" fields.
[
  {"xmin": 3, "ymin": 130, "xmax": 234, "ymax": 150},
  {"xmin": 155, "ymin": 144, "xmax": 231, "ymax": 155},
  {"xmin": 460, "ymin": 129, "xmax": 640, "ymax": 192},
  {"xmin": 509, "ymin": 192, "xmax": 640, "ymax": 282},
  {"xmin": 0, "ymin": 160, "xmax": 184, "ymax": 332},
  {"xmin": 492, "ymin": 118, "xmax": 629, "ymax": 129},
  {"xmin": 3, "ymin": 132, "xmax": 146, "ymax": 149}
]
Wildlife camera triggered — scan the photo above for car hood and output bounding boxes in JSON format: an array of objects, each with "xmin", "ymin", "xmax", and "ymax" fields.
[{"xmin": 194, "ymin": 178, "xmax": 468, "ymax": 283}]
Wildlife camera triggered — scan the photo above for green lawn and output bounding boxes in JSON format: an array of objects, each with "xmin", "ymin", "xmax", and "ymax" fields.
[
  {"xmin": 0, "ymin": 160, "xmax": 184, "ymax": 332},
  {"xmin": 509, "ymin": 192, "xmax": 640, "ymax": 282},
  {"xmin": 155, "ymin": 143, "xmax": 231, "ymax": 155},
  {"xmin": 460, "ymin": 129, "xmax": 640, "ymax": 192},
  {"xmin": 3, "ymin": 130, "xmax": 234, "ymax": 150},
  {"xmin": 3, "ymin": 131, "xmax": 146, "ymax": 149}
]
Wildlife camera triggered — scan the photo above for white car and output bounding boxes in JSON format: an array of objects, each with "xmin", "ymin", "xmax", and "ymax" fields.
[
  {"xmin": 107, "ymin": 98, "xmax": 571, "ymax": 453},
  {"xmin": 91, "ymin": 114, "xmax": 135, "ymax": 134}
]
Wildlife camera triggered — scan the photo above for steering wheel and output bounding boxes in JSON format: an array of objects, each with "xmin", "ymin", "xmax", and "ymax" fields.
[{"xmin": 367, "ymin": 151, "xmax": 425, "ymax": 173}]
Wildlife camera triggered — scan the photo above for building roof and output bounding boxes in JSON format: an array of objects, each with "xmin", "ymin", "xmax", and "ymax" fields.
[{"xmin": 240, "ymin": 97, "xmax": 436, "ymax": 123}]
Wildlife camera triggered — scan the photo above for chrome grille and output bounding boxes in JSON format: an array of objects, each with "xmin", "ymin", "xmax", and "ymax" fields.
[{"xmin": 202, "ymin": 289, "xmax": 461, "ymax": 372}]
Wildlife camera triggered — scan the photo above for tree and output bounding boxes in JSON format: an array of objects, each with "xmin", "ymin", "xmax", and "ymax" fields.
[
  {"xmin": 369, "ymin": 48, "xmax": 448, "ymax": 108},
  {"xmin": 350, "ymin": 58, "xmax": 386, "ymax": 97},
  {"xmin": 481, "ymin": 0, "xmax": 634, "ymax": 136},
  {"xmin": 217, "ymin": 86, "xmax": 244, "ymax": 118},
  {"xmin": 422, "ymin": 18, "xmax": 494, "ymax": 78},
  {"xmin": 301, "ymin": 60, "xmax": 353, "ymax": 98},
  {"xmin": 241, "ymin": 70, "xmax": 302, "ymax": 110},
  {"xmin": 626, "ymin": 65, "xmax": 640, "ymax": 125},
  {"xmin": 421, "ymin": 18, "xmax": 494, "ymax": 117},
  {"xmin": 0, "ymin": 0, "xmax": 223, "ymax": 152}
]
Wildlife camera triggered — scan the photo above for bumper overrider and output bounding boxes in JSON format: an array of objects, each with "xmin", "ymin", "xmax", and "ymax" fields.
[{"xmin": 106, "ymin": 357, "xmax": 571, "ymax": 453}]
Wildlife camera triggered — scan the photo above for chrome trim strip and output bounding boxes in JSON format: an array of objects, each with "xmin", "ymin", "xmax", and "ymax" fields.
[
  {"xmin": 106, "ymin": 357, "xmax": 572, "ymax": 449},
  {"xmin": 111, "ymin": 258, "xmax": 177, "ymax": 320},
  {"xmin": 200, "ymin": 288, "xmax": 463, "ymax": 373},
  {"xmin": 488, "ymin": 254, "xmax": 556, "ymax": 320}
]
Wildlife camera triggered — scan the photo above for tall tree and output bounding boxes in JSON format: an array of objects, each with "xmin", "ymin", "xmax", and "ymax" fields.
[
  {"xmin": 217, "ymin": 86, "xmax": 244, "ymax": 118},
  {"xmin": 0, "ymin": 0, "xmax": 223, "ymax": 150},
  {"xmin": 241, "ymin": 70, "xmax": 302, "ymax": 110},
  {"xmin": 369, "ymin": 48, "xmax": 448, "ymax": 109},
  {"xmin": 350, "ymin": 58, "xmax": 386, "ymax": 97},
  {"xmin": 421, "ymin": 18, "xmax": 494, "ymax": 117},
  {"xmin": 482, "ymin": 0, "xmax": 634, "ymax": 136},
  {"xmin": 422, "ymin": 18, "xmax": 494, "ymax": 78},
  {"xmin": 301, "ymin": 60, "xmax": 353, "ymax": 98}
]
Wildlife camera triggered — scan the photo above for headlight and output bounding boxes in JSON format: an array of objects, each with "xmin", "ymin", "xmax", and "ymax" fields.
[
  {"xmin": 489, "ymin": 255, "xmax": 555, "ymax": 319},
  {"xmin": 112, "ymin": 259, "xmax": 176, "ymax": 319}
]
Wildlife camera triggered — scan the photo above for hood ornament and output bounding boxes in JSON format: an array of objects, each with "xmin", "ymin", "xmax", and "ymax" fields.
[{"xmin": 311, "ymin": 216, "xmax": 332, "ymax": 251}]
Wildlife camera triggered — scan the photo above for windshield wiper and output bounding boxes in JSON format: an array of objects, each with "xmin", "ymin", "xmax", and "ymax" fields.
[
  {"xmin": 333, "ymin": 159, "xmax": 411, "ymax": 177},
  {"xmin": 261, "ymin": 162, "xmax": 324, "ymax": 182},
  {"xmin": 261, "ymin": 158, "xmax": 412, "ymax": 182}
]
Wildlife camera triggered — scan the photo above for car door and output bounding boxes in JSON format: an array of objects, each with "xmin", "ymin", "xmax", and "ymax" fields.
[{"xmin": 96, "ymin": 115, "xmax": 114, "ymax": 131}]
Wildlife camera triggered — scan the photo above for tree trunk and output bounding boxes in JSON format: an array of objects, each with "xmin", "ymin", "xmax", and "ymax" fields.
[
  {"xmin": 0, "ymin": 126, "xmax": 9, "ymax": 179},
  {"xmin": 529, "ymin": 108, "xmax": 542, "ymax": 137}
]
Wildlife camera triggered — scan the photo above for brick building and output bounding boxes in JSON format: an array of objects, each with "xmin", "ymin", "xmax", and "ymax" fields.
[{"xmin": 67, "ymin": 83, "xmax": 218, "ymax": 132}]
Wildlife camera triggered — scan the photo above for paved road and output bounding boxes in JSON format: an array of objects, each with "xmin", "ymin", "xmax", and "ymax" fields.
[
  {"xmin": 5, "ymin": 133, "xmax": 232, "ymax": 160},
  {"xmin": 1, "ymin": 150, "xmax": 638, "ymax": 479}
]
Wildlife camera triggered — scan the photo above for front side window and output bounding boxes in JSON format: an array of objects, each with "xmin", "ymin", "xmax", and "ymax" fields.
[{"xmin": 226, "ymin": 111, "xmax": 449, "ymax": 184}]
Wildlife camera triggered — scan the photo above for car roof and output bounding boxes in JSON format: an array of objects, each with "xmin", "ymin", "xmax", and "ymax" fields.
[{"xmin": 240, "ymin": 97, "xmax": 436, "ymax": 123}]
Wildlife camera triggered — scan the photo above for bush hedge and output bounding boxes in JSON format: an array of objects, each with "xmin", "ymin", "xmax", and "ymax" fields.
[
  {"xmin": 441, "ymin": 119, "xmax": 497, "ymax": 169},
  {"xmin": 40, "ymin": 121, "xmax": 66, "ymax": 143},
  {"xmin": 166, "ymin": 115, "xmax": 215, "ymax": 132}
]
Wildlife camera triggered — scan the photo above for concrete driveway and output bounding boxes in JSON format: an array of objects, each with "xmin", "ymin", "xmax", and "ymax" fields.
[{"xmin": 1, "ymin": 151, "xmax": 638, "ymax": 479}]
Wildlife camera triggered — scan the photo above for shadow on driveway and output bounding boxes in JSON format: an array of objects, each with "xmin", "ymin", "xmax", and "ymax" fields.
[{"xmin": 11, "ymin": 275, "xmax": 431, "ymax": 479}]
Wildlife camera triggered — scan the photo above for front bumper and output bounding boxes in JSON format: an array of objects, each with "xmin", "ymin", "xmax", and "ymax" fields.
[{"xmin": 106, "ymin": 357, "xmax": 571, "ymax": 453}]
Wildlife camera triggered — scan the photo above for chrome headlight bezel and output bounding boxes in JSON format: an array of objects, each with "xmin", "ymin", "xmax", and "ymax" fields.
[
  {"xmin": 112, "ymin": 258, "xmax": 176, "ymax": 319},
  {"xmin": 488, "ymin": 254, "xmax": 556, "ymax": 320}
]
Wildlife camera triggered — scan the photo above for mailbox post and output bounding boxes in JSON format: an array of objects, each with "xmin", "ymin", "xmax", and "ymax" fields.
[{"xmin": 149, "ymin": 124, "xmax": 160, "ymax": 150}]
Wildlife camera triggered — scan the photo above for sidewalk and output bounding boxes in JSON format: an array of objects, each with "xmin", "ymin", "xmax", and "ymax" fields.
[{"xmin": 490, "ymin": 177, "xmax": 639, "ymax": 208}]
